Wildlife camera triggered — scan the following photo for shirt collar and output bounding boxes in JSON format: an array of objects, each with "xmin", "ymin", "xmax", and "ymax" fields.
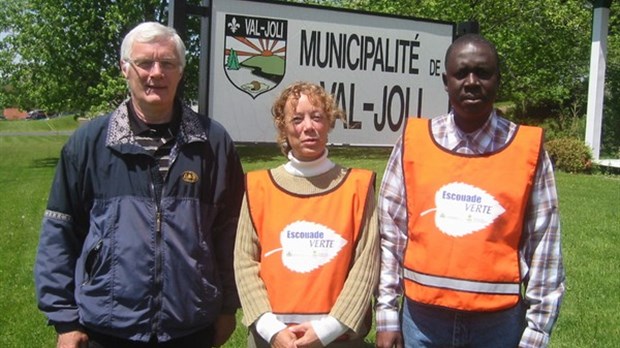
[
  {"xmin": 443, "ymin": 110, "xmax": 497, "ymax": 154},
  {"xmin": 127, "ymin": 100, "xmax": 181, "ymax": 137},
  {"xmin": 449, "ymin": 109, "xmax": 496, "ymax": 138},
  {"xmin": 106, "ymin": 98, "xmax": 207, "ymax": 149}
]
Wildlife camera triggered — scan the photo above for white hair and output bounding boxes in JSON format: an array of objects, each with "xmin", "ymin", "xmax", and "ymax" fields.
[{"xmin": 120, "ymin": 22, "xmax": 186, "ymax": 71}]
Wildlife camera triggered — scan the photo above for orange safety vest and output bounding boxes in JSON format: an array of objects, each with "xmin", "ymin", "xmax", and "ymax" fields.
[
  {"xmin": 402, "ymin": 118, "xmax": 542, "ymax": 311},
  {"xmin": 246, "ymin": 168, "xmax": 375, "ymax": 323}
]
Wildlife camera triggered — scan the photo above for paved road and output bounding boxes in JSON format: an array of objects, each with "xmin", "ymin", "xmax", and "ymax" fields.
[{"xmin": 0, "ymin": 130, "xmax": 74, "ymax": 136}]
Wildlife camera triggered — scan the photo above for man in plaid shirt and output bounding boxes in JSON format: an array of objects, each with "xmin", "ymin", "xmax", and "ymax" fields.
[{"xmin": 375, "ymin": 34, "xmax": 565, "ymax": 348}]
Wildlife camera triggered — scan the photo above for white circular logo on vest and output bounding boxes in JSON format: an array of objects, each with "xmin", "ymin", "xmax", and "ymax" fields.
[
  {"xmin": 263, "ymin": 220, "xmax": 347, "ymax": 273},
  {"xmin": 420, "ymin": 182, "xmax": 505, "ymax": 237}
]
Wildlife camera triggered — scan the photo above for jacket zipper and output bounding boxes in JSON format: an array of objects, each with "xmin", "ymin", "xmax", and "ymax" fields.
[
  {"xmin": 151, "ymin": 171, "xmax": 164, "ymax": 336},
  {"xmin": 149, "ymin": 137, "xmax": 177, "ymax": 337}
]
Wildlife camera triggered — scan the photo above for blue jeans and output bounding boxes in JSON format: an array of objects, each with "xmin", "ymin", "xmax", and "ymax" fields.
[{"xmin": 402, "ymin": 299, "xmax": 526, "ymax": 348}]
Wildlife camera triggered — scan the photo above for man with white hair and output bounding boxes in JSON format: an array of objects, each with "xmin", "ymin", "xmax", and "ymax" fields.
[{"xmin": 35, "ymin": 21, "xmax": 244, "ymax": 347}]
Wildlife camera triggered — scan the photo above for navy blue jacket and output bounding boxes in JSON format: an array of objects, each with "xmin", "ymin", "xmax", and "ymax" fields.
[{"xmin": 34, "ymin": 100, "xmax": 244, "ymax": 342}]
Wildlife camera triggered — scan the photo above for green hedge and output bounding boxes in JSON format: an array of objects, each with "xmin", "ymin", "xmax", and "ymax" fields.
[{"xmin": 546, "ymin": 137, "xmax": 593, "ymax": 173}]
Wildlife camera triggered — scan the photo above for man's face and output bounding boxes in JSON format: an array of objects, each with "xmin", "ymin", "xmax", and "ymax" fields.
[
  {"xmin": 121, "ymin": 39, "xmax": 183, "ymax": 111},
  {"xmin": 442, "ymin": 41, "xmax": 499, "ymax": 132}
]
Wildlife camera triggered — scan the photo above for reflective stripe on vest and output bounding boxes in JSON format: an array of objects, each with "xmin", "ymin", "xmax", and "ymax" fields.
[
  {"xmin": 402, "ymin": 117, "xmax": 542, "ymax": 311},
  {"xmin": 403, "ymin": 269, "xmax": 521, "ymax": 295},
  {"xmin": 246, "ymin": 168, "xmax": 375, "ymax": 316}
]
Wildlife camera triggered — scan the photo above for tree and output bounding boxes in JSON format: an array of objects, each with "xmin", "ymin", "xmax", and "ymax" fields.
[
  {"xmin": 227, "ymin": 48, "xmax": 240, "ymax": 70},
  {"xmin": 0, "ymin": 0, "xmax": 194, "ymax": 115},
  {"xmin": 1, "ymin": 0, "xmax": 616, "ymax": 154},
  {"xmin": 322, "ymin": 0, "xmax": 594, "ymax": 116},
  {"xmin": 305, "ymin": 0, "xmax": 619, "ymax": 155},
  {"xmin": 602, "ymin": 1, "xmax": 620, "ymax": 156}
]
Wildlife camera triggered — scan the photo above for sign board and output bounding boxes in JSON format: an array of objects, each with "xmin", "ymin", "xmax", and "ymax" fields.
[{"xmin": 209, "ymin": 0, "xmax": 454, "ymax": 146}]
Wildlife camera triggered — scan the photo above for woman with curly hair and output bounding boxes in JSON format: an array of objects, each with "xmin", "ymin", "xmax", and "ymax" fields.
[{"xmin": 234, "ymin": 82, "xmax": 380, "ymax": 348}]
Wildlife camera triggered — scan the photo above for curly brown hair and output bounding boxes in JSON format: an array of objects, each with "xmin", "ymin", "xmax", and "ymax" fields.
[{"xmin": 271, "ymin": 81, "xmax": 346, "ymax": 156}]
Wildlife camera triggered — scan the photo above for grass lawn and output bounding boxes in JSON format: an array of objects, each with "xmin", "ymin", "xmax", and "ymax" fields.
[{"xmin": 0, "ymin": 124, "xmax": 618, "ymax": 347}]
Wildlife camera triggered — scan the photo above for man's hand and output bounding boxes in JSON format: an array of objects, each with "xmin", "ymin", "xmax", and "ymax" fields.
[
  {"xmin": 289, "ymin": 322, "xmax": 323, "ymax": 348},
  {"xmin": 375, "ymin": 330, "xmax": 403, "ymax": 348},
  {"xmin": 212, "ymin": 314, "xmax": 236, "ymax": 347},
  {"xmin": 56, "ymin": 330, "xmax": 88, "ymax": 348}
]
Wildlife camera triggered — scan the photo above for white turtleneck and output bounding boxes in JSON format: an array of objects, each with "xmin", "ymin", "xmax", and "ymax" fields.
[{"xmin": 283, "ymin": 149, "xmax": 335, "ymax": 177}]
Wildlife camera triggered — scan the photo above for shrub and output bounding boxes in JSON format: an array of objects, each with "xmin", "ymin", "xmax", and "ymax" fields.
[{"xmin": 546, "ymin": 137, "xmax": 593, "ymax": 174}]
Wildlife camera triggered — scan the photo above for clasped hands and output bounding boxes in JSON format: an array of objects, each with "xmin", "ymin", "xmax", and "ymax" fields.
[{"xmin": 271, "ymin": 322, "xmax": 324, "ymax": 348}]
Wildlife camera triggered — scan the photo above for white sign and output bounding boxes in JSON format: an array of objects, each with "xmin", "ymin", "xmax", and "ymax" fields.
[{"xmin": 209, "ymin": 0, "xmax": 454, "ymax": 146}]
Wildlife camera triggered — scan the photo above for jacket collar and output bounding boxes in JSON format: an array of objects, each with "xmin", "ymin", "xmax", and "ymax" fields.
[{"xmin": 106, "ymin": 98, "xmax": 208, "ymax": 149}]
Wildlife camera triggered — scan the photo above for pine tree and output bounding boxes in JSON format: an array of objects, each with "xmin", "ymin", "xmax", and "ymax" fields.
[{"xmin": 227, "ymin": 49, "xmax": 240, "ymax": 70}]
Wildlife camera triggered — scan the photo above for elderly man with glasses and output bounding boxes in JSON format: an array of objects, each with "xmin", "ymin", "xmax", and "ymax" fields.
[{"xmin": 34, "ymin": 21, "xmax": 244, "ymax": 348}]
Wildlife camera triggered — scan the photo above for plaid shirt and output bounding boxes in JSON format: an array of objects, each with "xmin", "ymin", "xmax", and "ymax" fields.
[{"xmin": 376, "ymin": 111, "xmax": 565, "ymax": 348}]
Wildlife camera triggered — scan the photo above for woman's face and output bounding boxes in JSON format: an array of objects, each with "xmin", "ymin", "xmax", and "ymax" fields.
[{"xmin": 284, "ymin": 93, "xmax": 329, "ymax": 161}]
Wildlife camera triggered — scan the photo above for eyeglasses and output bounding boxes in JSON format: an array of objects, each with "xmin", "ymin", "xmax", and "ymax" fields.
[{"xmin": 125, "ymin": 59, "xmax": 181, "ymax": 72}]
